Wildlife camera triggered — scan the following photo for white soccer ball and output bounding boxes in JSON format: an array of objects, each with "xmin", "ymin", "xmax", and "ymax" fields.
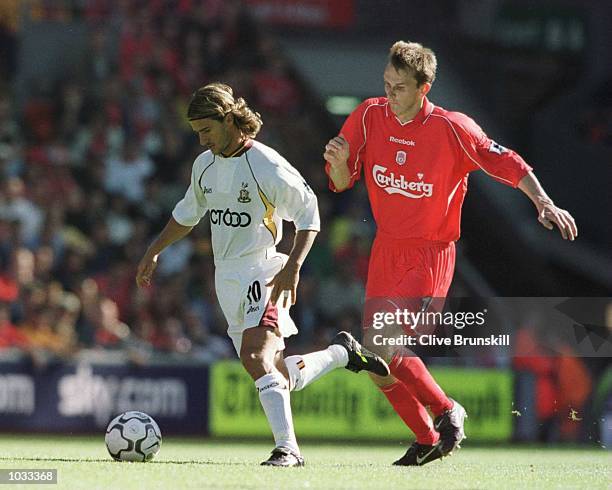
[{"xmin": 105, "ymin": 411, "xmax": 162, "ymax": 462}]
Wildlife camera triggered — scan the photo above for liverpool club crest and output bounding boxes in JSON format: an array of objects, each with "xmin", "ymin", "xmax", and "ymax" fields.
[
  {"xmin": 238, "ymin": 182, "xmax": 251, "ymax": 203},
  {"xmin": 396, "ymin": 150, "xmax": 407, "ymax": 165}
]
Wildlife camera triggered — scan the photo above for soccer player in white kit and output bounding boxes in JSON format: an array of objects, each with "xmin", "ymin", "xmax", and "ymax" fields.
[{"xmin": 136, "ymin": 83, "xmax": 389, "ymax": 467}]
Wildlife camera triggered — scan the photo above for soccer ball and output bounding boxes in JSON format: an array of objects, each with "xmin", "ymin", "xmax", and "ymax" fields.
[{"xmin": 105, "ymin": 411, "xmax": 162, "ymax": 462}]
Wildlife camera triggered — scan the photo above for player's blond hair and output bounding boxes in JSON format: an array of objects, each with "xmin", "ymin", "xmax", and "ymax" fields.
[
  {"xmin": 388, "ymin": 41, "xmax": 437, "ymax": 87},
  {"xmin": 187, "ymin": 83, "xmax": 263, "ymax": 138}
]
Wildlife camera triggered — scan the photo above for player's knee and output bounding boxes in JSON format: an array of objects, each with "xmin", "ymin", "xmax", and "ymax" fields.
[
  {"xmin": 240, "ymin": 351, "xmax": 275, "ymax": 380},
  {"xmin": 361, "ymin": 332, "xmax": 394, "ymax": 363},
  {"xmin": 368, "ymin": 371, "xmax": 397, "ymax": 388}
]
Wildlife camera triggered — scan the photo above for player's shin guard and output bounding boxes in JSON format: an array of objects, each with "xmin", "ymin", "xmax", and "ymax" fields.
[
  {"xmin": 255, "ymin": 372, "xmax": 299, "ymax": 454},
  {"xmin": 380, "ymin": 380, "xmax": 439, "ymax": 445},
  {"xmin": 284, "ymin": 345, "xmax": 348, "ymax": 391},
  {"xmin": 389, "ymin": 354, "xmax": 452, "ymax": 417}
]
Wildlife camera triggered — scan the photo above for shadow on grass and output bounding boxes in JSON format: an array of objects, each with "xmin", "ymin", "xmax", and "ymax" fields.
[
  {"xmin": 0, "ymin": 457, "xmax": 246, "ymax": 465},
  {"xmin": 0, "ymin": 457, "xmax": 378, "ymax": 468}
]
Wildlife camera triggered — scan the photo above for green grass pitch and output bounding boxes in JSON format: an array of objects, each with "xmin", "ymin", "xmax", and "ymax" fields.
[{"xmin": 0, "ymin": 435, "xmax": 608, "ymax": 489}]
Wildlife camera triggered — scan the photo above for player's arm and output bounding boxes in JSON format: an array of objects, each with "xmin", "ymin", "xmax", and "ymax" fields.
[
  {"xmin": 136, "ymin": 218, "xmax": 193, "ymax": 287},
  {"xmin": 450, "ymin": 112, "xmax": 577, "ymax": 241},
  {"xmin": 137, "ymin": 157, "xmax": 208, "ymax": 287},
  {"xmin": 324, "ymin": 100, "xmax": 371, "ymax": 192},
  {"xmin": 268, "ymin": 229, "xmax": 318, "ymax": 307},
  {"xmin": 518, "ymin": 172, "xmax": 577, "ymax": 241},
  {"xmin": 324, "ymin": 135, "xmax": 351, "ymax": 191},
  {"xmin": 264, "ymin": 160, "xmax": 320, "ymax": 307}
]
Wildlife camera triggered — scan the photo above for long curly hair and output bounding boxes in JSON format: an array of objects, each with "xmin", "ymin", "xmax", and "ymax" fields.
[{"xmin": 187, "ymin": 83, "xmax": 263, "ymax": 138}]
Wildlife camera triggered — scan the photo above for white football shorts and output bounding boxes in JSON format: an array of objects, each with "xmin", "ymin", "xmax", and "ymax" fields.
[{"xmin": 214, "ymin": 248, "xmax": 298, "ymax": 355}]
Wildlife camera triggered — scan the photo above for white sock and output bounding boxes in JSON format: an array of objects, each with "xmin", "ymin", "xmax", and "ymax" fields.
[
  {"xmin": 284, "ymin": 344, "xmax": 349, "ymax": 392},
  {"xmin": 255, "ymin": 372, "xmax": 299, "ymax": 454}
]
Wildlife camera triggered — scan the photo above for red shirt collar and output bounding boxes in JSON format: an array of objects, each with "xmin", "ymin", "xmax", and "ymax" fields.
[{"xmin": 386, "ymin": 97, "xmax": 434, "ymax": 126}]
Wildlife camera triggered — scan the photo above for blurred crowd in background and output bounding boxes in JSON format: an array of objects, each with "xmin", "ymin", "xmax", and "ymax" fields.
[
  {"xmin": 579, "ymin": 78, "xmax": 612, "ymax": 147},
  {"xmin": 0, "ymin": 0, "xmax": 374, "ymax": 364}
]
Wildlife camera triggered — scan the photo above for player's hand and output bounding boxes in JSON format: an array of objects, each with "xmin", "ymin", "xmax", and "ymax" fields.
[
  {"xmin": 537, "ymin": 202, "xmax": 578, "ymax": 240},
  {"xmin": 324, "ymin": 134, "xmax": 350, "ymax": 167},
  {"xmin": 136, "ymin": 253, "xmax": 158, "ymax": 288},
  {"xmin": 267, "ymin": 263, "xmax": 300, "ymax": 308}
]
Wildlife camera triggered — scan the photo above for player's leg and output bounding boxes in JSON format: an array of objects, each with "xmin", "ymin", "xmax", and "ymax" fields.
[
  {"xmin": 369, "ymin": 372, "xmax": 438, "ymax": 444},
  {"xmin": 366, "ymin": 346, "xmax": 462, "ymax": 465},
  {"xmin": 388, "ymin": 355, "xmax": 452, "ymax": 417},
  {"xmin": 282, "ymin": 331, "xmax": 389, "ymax": 392},
  {"xmin": 363, "ymin": 276, "xmax": 445, "ymax": 460},
  {"xmin": 262, "ymin": 252, "xmax": 388, "ymax": 393},
  {"xmin": 281, "ymin": 343, "xmax": 347, "ymax": 392},
  {"xmin": 366, "ymin": 246, "xmax": 454, "ymax": 417},
  {"xmin": 387, "ymin": 349, "xmax": 468, "ymax": 455},
  {"xmin": 369, "ymin": 371, "xmax": 444, "ymax": 466},
  {"xmin": 388, "ymin": 350, "xmax": 468, "ymax": 457},
  {"xmin": 240, "ymin": 324, "xmax": 304, "ymax": 467},
  {"xmin": 361, "ymin": 328, "xmax": 447, "ymax": 462},
  {"xmin": 364, "ymin": 241, "xmax": 466, "ymax": 464},
  {"xmin": 386, "ymin": 243, "xmax": 467, "ymax": 457}
]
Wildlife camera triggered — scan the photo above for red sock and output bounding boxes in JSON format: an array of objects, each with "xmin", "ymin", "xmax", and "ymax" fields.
[
  {"xmin": 380, "ymin": 380, "xmax": 439, "ymax": 445},
  {"xmin": 389, "ymin": 354, "xmax": 453, "ymax": 417}
]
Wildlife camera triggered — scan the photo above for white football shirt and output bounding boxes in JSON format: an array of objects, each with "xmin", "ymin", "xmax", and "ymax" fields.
[{"xmin": 172, "ymin": 140, "xmax": 320, "ymax": 260}]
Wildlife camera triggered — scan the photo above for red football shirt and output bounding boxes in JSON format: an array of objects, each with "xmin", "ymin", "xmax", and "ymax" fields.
[{"xmin": 326, "ymin": 97, "xmax": 532, "ymax": 242}]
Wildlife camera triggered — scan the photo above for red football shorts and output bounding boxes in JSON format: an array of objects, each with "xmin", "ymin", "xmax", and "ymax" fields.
[
  {"xmin": 363, "ymin": 238, "xmax": 456, "ymax": 337},
  {"xmin": 365, "ymin": 237, "xmax": 456, "ymax": 299}
]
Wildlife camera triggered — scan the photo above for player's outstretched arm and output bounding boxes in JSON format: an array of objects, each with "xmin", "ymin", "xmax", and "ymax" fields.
[
  {"xmin": 267, "ymin": 229, "xmax": 318, "ymax": 308},
  {"xmin": 324, "ymin": 135, "xmax": 351, "ymax": 191},
  {"xmin": 136, "ymin": 217, "xmax": 194, "ymax": 287},
  {"xmin": 518, "ymin": 172, "xmax": 578, "ymax": 241}
]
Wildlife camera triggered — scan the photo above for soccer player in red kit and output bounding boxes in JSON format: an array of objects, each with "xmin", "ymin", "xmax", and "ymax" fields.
[{"xmin": 324, "ymin": 41, "xmax": 577, "ymax": 466}]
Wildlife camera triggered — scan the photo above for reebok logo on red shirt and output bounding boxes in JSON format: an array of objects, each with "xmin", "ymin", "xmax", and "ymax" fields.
[{"xmin": 389, "ymin": 136, "xmax": 415, "ymax": 146}]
